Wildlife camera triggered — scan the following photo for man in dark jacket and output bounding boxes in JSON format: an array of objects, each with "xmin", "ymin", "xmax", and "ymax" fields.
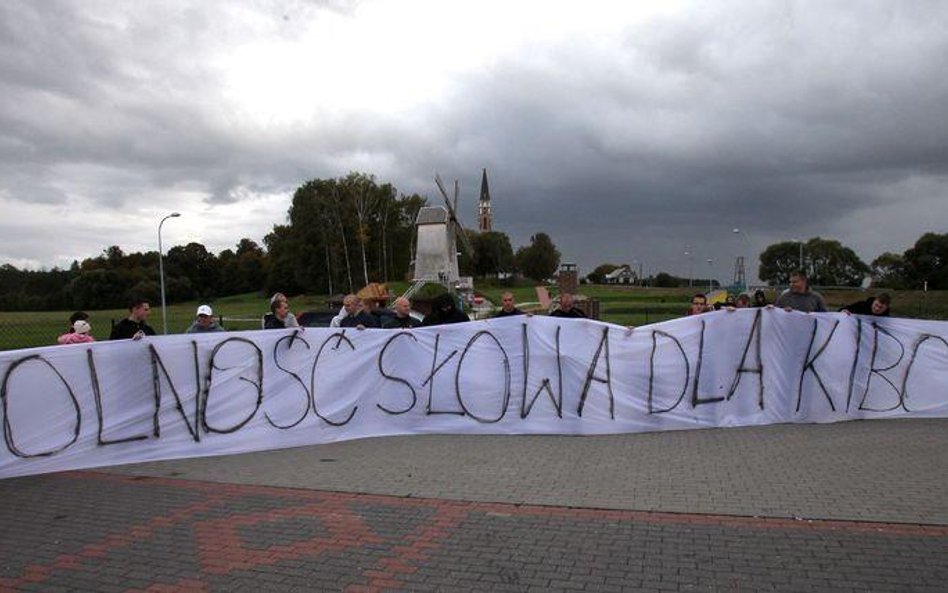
[
  {"xmin": 550, "ymin": 293, "xmax": 586, "ymax": 318},
  {"xmin": 384, "ymin": 297, "xmax": 421, "ymax": 329},
  {"xmin": 840, "ymin": 293, "xmax": 891, "ymax": 317},
  {"xmin": 110, "ymin": 299, "xmax": 157, "ymax": 340},
  {"xmin": 494, "ymin": 292, "xmax": 525, "ymax": 317},
  {"xmin": 421, "ymin": 293, "xmax": 470, "ymax": 326},
  {"xmin": 337, "ymin": 294, "xmax": 379, "ymax": 329}
]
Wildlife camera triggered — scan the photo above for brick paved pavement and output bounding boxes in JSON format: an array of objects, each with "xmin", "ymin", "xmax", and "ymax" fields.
[
  {"xmin": 1, "ymin": 418, "xmax": 946, "ymax": 591},
  {"xmin": 106, "ymin": 417, "xmax": 948, "ymax": 525}
]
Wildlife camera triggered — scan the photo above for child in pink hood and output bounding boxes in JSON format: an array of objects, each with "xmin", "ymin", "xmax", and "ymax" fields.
[{"xmin": 58, "ymin": 320, "xmax": 95, "ymax": 345}]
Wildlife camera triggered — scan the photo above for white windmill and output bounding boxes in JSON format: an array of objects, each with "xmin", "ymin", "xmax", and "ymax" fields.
[{"xmin": 403, "ymin": 174, "xmax": 475, "ymax": 299}]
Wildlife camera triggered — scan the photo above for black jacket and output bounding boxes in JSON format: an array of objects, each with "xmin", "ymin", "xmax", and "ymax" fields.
[
  {"xmin": 383, "ymin": 315, "xmax": 421, "ymax": 329},
  {"xmin": 340, "ymin": 311, "xmax": 380, "ymax": 328},
  {"xmin": 110, "ymin": 318, "xmax": 156, "ymax": 340},
  {"xmin": 840, "ymin": 297, "xmax": 889, "ymax": 316},
  {"xmin": 550, "ymin": 307, "xmax": 586, "ymax": 319},
  {"xmin": 422, "ymin": 294, "xmax": 470, "ymax": 326}
]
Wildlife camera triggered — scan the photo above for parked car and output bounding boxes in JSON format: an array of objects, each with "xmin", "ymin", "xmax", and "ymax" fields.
[{"xmin": 296, "ymin": 310, "xmax": 338, "ymax": 327}]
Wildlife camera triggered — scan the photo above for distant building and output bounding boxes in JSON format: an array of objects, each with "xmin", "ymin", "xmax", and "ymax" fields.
[
  {"xmin": 604, "ymin": 265, "xmax": 637, "ymax": 285},
  {"xmin": 478, "ymin": 168, "xmax": 492, "ymax": 232},
  {"xmin": 558, "ymin": 262, "xmax": 579, "ymax": 295}
]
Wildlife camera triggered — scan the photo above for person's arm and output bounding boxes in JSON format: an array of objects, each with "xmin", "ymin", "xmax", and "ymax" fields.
[{"xmin": 774, "ymin": 293, "xmax": 793, "ymax": 312}]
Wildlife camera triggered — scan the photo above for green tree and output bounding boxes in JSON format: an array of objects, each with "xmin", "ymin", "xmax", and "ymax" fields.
[
  {"xmin": 219, "ymin": 238, "xmax": 268, "ymax": 295},
  {"xmin": 470, "ymin": 231, "xmax": 515, "ymax": 277},
  {"xmin": 515, "ymin": 232, "xmax": 560, "ymax": 283},
  {"xmin": 264, "ymin": 173, "xmax": 423, "ymax": 295},
  {"xmin": 759, "ymin": 237, "xmax": 868, "ymax": 286},
  {"xmin": 264, "ymin": 224, "xmax": 307, "ymax": 296},
  {"xmin": 871, "ymin": 252, "xmax": 908, "ymax": 289},
  {"xmin": 165, "ymin": 242, "xmax": 219, "ymax": 298},
  {"xmin": 758, "ymin": 241, "xmax": 804, "ymax": 285},
  {"xmin": 652, "ymin": 272, "xmax": 682, "ymax": 288},
  {"xmin": 805, "ymin": 238, "xmax": 870, "ymax": 287},
  {"xmin": 68, "ymin": 269, "xmax": 127, "ymax": 309},
  {"xmin": 902, "ymin": 232, "xmax": 948, "ymax": 289}
]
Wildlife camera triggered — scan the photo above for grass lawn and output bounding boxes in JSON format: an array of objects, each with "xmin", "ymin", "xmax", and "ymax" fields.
[{"xmin": 1, "ymin": 284, "xmax": 945, "ymax": 352}]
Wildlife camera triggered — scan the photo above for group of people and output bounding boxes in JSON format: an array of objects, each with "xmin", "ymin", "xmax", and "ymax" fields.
[
  {"xmin": 687, "ymin": 289, "xmax": 767, "ymax": 315},
  {"xmin": 57, "ymin": 274, "xmax": 892, "ymax": 345},
  {"xmin": 686, "ymin": 270, "xmax": 891, "ymax": 317},
  {"xmin": 773, "ymin": 270, "xmax": 891, "ymax": 316},
  {"xmin": 56, "ymin": 289, "xmax": 579, "ymax": 344},
  {"xmin": 57, "ymin": 299, "xmax": 221, "ymax": 344}
]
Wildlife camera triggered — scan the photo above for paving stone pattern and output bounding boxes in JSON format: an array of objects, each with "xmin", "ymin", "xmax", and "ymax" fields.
[
  {"xmin": 1, "ymin": 471, "xmax": 947, "ymax": 592},
  {"xmin": 106, "ymin": 418, "xmax": 948, "ymax": 524},
  {"xmin": 1, "ymin": 418, "xmax": 947, "ymax": 591}
]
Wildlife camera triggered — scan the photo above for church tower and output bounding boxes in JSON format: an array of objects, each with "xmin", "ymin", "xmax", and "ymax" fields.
[{"xmin": 478, "ymin": 168, "xmax": 492, "ymax": 232}]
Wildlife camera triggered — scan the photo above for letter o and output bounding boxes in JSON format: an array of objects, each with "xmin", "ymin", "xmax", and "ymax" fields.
[
  {"xmin": 455, "ymin": 330, "xmax": 511, "ymax": 423},
  {"xmin": 1, "ymin": 355, "xmax": 81, "ymax": 458}
]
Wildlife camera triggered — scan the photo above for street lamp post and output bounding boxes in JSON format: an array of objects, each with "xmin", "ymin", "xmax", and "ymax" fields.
[
  {"xmin": 684, "ymin": 250, "xmax": 694, "ymax": 287},
  {"xmin": 732, "ymin": 227, "xmax": 752, "ymax": 291},
  {"xmin": 158, "ymin": 212, "xmax": 181, "ymax": 335},
  {"xmin": 706, "ymin": 258, "xmax": 713, "ymax": 293},
  {"xmin": 732, "ymin": 227, "xmax": 751, "ymax": 251}
]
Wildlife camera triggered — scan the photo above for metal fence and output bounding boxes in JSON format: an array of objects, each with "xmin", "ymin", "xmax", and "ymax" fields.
[
  {"xmin": 1, "ymin": 310, "xmax": 681, "ymax": 352},
  {"xmin": 1, "ymin": 301, "xmax": 943, "ymax": 353},
  {"xmin": 0, "ymin": 314, "xmax": 267, "ymax": 352}
]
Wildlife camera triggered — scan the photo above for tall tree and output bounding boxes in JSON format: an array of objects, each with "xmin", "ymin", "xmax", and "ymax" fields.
[
  {"xmin": 515, "ymin": 232, "xmax": 561, "ymax": 283},
  {"xmin": 902, "ymin": 232, "xmax": 948, "ymax": 289},
  {"xmin": 758, "ymin": 241, "xmax": 804, "ymax": 285},
  {"xmin": 470, "ymin": 231, "xmax": 515, "ymax": 277},
  {"xmin": 264, "ymin": 173, "xmax": 424, "ymax": 295},
  {"xmin": 264, "ymin": 224, "xmax": 306, "ymax": 296},
  {"xmin": 759, "ymin": 237, "xmax": 868, "ymax": 286},
  {"xmin": 219, "ymin": 238, "xmax": 268, "ymax": 295},
  {"xmin": 871, "ymin": 252, "xmax": 907, "ymax": 289},
  {"xmin": 805, "ymin": 238, "xmax": 870, "ymax": 286},
  {"xmin": 351, "ymin": 174, "xmax": 378, "ymax": 286},
  {"xmin": 165, "ymin": 242, "xmax": 219, "ymax": 298}
]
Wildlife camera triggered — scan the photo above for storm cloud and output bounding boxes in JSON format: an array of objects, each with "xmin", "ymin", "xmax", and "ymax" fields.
[{"xmin": 1, "ymin": 0, "xmax": 946, "ymax": 284}]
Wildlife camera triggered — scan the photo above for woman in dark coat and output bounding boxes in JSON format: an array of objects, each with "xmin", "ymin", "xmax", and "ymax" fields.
[{"xmin": 421, "ymin": 293, "xmax": 470, "ymax": 326}]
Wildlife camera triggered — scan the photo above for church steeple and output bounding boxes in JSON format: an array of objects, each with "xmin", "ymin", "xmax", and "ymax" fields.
[{"xmin": 478, "ymin": 168, "xmax": 492, "ymax": 232}]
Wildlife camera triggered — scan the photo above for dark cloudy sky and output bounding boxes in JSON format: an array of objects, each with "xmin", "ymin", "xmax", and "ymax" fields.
[{"xmin": 2, "ymin": 0, "xmax": 946, "ymax": 285}]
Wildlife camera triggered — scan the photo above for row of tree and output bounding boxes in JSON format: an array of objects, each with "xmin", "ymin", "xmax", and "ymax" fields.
[
  {"xmin": 586, "ymin": 233, "xmax": 948, "ymax": 290},
  {"xmin": 0, "ymin": 172, "xmax": 565, "ymax": 311},
  {"xmin": 760, "ymin": 233, "xmax": 947, "ymax": 288},
  {"xmin": 0, "ymin": 238, "xmax": 270, "ymax": 312}
]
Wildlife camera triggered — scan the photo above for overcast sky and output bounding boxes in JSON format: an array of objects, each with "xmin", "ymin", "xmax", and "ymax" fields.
[{"xmin": 2, "ymin": 0, "xmax": 946, "ymax": 285}]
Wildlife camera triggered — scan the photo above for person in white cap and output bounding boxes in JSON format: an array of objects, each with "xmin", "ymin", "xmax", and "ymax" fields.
[
  {"xmin": 58, "ymin": 320, "xmax": 95, "ymax": 345},
  {"xmin": 186, "ymin": 304, "xmax": 225, "ymax": 333}
]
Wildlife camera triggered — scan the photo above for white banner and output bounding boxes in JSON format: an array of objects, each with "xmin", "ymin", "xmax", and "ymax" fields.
[{"xmin": 1, "ymin": 309, "xmax": 947, "ymax": 479}]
